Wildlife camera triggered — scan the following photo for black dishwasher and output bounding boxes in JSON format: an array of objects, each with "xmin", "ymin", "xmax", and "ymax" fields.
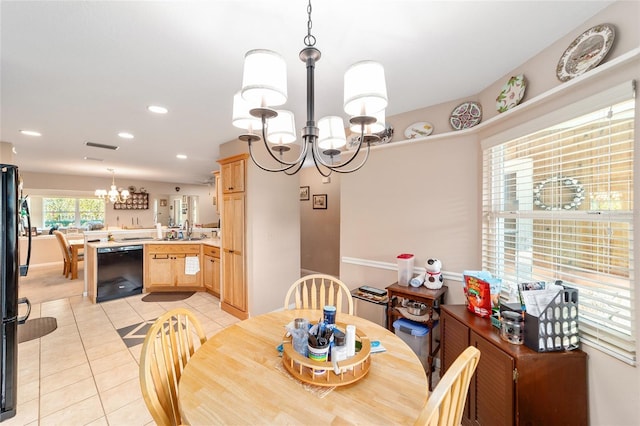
[{"xmin": 97, "ymin": 245, "xmax": 143, "ymax": 302}]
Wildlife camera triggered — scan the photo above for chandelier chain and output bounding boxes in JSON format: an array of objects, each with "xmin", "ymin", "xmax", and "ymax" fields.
[{"xmin": 304, "ymin": 0, "xmax": 316, "ymax": 47}]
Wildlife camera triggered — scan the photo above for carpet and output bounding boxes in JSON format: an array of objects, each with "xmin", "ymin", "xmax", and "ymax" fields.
[
  {"xmin": 18, "ymin": 317, "xmax": 58, "ymax": 343},
  {"xmin": 141, "ymin": 292, "xmax": 195, "ymax": 302}
]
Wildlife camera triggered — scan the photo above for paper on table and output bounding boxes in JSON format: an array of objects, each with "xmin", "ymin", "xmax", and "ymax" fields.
[
  {"xmin": 520, "ymin": 284, "xmax": 564, "ymax": 317},
  {"xmin": 185, "ymin": 256, "xmax": 200, "ymax": 275}
]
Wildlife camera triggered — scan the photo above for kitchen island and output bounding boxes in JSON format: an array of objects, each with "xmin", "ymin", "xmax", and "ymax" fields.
[{"xmin": 83, "ymin": 229, "xmax": 220, "ymax": 303}]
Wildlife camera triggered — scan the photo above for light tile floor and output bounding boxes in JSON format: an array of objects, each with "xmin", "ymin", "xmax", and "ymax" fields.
[{"xmin": 8, "ymin": 286, "xmax": 238, "ymax": 426}]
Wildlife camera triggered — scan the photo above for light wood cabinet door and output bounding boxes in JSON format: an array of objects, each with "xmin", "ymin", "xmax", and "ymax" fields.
[
  {"xmin": 203, "ymin": 253, "xmax": 221, "ymax": 297},
  {"xmin": 221, "ymin": 159, "xmax": 245, "ymax": 193},
  {"xmin": 222, "ymin": 250, "xmax": 245, "ymax": 312},
  {"xmin": 147, "ymin": 255, "xmax": 173, "ymax": 286},
  {"xmin": 222, "ymin": 193, "xmax": 245, "ymax": 254},
  {"xmin": 174, "ymin": 255, "xmax": 201, "ymax": 287}
]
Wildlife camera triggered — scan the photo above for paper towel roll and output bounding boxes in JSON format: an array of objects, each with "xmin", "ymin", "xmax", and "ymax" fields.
[{"xmin": 156, "ymin": 223, "xmax": 162, "ymax": 239}]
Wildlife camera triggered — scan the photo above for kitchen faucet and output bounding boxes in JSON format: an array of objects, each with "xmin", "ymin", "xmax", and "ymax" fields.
[{"xmin": 184, "ymin": 219, "xmax": 192, "ymax": 238}]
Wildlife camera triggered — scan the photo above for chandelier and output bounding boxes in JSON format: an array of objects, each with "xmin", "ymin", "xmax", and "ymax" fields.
[
  {"xmin": 95, "ymin": 169, "xmax": 130, "ymax": 203},
  {"xmin": 232, "ymin": 0, "xmax": 388, "ymax": 176}
]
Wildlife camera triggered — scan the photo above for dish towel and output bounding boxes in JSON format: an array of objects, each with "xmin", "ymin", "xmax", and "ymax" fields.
[{"xmin": 185, "ymin": 256, "xmax": 200, "ymax": 275}]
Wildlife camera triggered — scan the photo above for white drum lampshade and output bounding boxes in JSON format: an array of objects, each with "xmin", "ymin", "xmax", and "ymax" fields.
[
  {"xmin": 232, "ymin": 91, "xmax": 263, "ymax": 131},
  {"xmin": 241, "ymin": 49, "xmax": 288, "ymax": 107},
  {"xmin": 318, "ymin": 116, "xmax": 347, "ymax": 150},
  {"xmin": 343, "ymin": 60, "xmax": 388, "ymax": 117},
  {"xmin": 267, "ymin": 110, "xmax": 297, "ymax": 144}
]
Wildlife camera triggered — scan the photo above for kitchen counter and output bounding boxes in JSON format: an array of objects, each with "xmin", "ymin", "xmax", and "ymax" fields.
[
  {"xmin": 84, "ymin": 236, "xmax": 221, "ymax": 303},
  {"xmin": 86, "ymin": 237, "xmax": 220, "ymax": 249}
]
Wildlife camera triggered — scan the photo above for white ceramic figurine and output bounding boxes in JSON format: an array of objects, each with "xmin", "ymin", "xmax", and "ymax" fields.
[{"xmin": 424, "ymin": 258, "xmax": 444, "ymax": 289}]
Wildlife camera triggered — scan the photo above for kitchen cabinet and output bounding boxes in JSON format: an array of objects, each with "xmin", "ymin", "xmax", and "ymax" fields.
[
  {"xmin": 202, "ymin": 245, "xmax": 221, "ymax": 297},
  {"xmin": 218, "ymin": 154, "xmax": 248, "ymax": 319},
  {"xmin": 144, "ymin": 244, "xmax": 202, "ymax": 290},
  {"xmin": 440, "ymin": 305, "xmax": 588, "ymax": 426},
  {"xmin": 221, "ymin": 156, "xmax": 245, "ymax": 193}
]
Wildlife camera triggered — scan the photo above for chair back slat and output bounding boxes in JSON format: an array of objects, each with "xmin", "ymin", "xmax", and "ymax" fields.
[
  {"xmin": 140, "ymin": 308, "xmax": 207, "ymax": 426},
  {"xmin": 283, "ymin": 274, "xmax": 354, "ymax": 315},
  {"xmin": 414, "ymin": 346, "xmax": 480, "ymax": 426}
]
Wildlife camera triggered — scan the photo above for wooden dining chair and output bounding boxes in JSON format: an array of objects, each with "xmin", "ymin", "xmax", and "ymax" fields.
[
  {"xmin": 284, "ymin": 274, "xmax": 354, "ymax": 314},
  {"xmin": 139, "ymin": 308, "xmax": 207, "ymax": 426},
  {"xmin": 53, "ymin": 230, "xmax": 83, "ymax": 278},
  {"xmin": 414, "ymin": 346, "xmax": 481, "ymax": 426}
]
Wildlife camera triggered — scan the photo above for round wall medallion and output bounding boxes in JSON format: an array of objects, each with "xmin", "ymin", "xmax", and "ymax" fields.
[{"xmin": 533, "ymin": 176, "xmax": 585, "ymax": 211}]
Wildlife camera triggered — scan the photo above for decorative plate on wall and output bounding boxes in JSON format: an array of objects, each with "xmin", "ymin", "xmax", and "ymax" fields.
[
  {"xmin": 556, "ymin": 24, "xmax": 615, "ymax": 82},
  {"xmin": 404, "ymin": 122, "xmax": 434, "ymax": 139},
  {"xmin": 347, "ymin": 125, "xmax": 394, "ymax": 150},
  {"xmin": 496, "ymin": 74, "xmax": 526, "ymax": 113},
  {"xmin": 449, "ymin": 101, "xmax": 482, "ymax": 130}
]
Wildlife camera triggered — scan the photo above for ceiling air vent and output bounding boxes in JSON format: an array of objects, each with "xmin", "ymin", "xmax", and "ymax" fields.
[
  {"xmin": 85, "ymin": 141, "xmax": 119, "ymax": 150},
  {"xmin": 83, "ymin": 156, "xmax": 104, "ymax": 162}
]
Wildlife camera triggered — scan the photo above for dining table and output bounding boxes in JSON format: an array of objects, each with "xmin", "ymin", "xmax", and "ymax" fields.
[
  {"xmin": 68, "ymin": 239, "xmax": 84, "ymax": 280},
  {"xmin": 178, "ymin": 309, "xmax": 428, "ymax": 425}
]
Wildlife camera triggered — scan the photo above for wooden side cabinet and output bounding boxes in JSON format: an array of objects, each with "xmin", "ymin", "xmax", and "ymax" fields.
[
  {"xmin": 441, "ymin": 305, "xmax": 588, "ymax": 426},
  {"xmin": 202, "ymin": 245, "xmax": 221, "ymax": 297}
]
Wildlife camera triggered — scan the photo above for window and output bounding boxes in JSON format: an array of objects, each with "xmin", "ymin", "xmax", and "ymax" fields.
[
  {"xmin": 42, "ymin": 197, "xmax": 105, "ymax": 229},
  {"xmin": 482, "ymin": 81, "xmax": 636, "ymax": 364}
]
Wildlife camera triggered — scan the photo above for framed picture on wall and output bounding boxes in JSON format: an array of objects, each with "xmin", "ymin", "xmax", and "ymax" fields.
[
  {"xmin": 300, "ymin": 186, "xmax": 310, "ymax": 201},
  {"xmin": 160, "ymin": 199, "xmax": 168, "ymax": 207},
  {"xmin": 313, "ymin": 194, "xmax": 327, "ymax": 209}
]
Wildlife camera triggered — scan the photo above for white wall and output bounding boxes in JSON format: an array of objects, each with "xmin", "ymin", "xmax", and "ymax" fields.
[
  {"xmin": 340, "ymin": 2, "xmax": 640, "ymax": 424},
  {"xmin": 299, "ymin": 167, "xmax": 341, "ymax": 276},
  {"xmin": 219, "ymin": 140, "xmax": 300, "ymax": 316}
]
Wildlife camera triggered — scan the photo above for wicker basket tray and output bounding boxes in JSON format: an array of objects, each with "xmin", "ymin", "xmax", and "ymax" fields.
[{"xmin": 281, "ymin": 322, "xmax": 371, "ymax": 386}]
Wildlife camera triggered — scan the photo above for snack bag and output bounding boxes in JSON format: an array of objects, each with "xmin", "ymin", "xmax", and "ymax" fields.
[{"xmin": 463, "ymin": 271, "xmax": 501, "ymax": 318}]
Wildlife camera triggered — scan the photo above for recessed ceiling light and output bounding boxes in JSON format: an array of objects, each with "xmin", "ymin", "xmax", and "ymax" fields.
[
  {"xmin": 118, "ymin": 132, "xmax": 134, "ymax": 139},
  {"xmin": 176, "ymin": 154, "xmax": 187, "ymax": 159},
  {"xmin": 147, "ymin": 105, "xmax": 168, "ymax": 114},
  {"xmin": 19, "ymin": 130, "xmax": 41, "ymax": 136}
]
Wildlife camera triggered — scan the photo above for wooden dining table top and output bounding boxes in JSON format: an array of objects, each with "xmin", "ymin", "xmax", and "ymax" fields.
[{"xmin": 178, "ymin": 309, "xmax": 428, "ymax": 425}]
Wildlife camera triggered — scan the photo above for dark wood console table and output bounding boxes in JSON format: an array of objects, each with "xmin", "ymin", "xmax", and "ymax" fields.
[
  {"xmin": 386, "ymin": 283, "xmax": 447, "ymax": 390},
  {"xmin": 441, "ymin": 304, "xmax": 588, "ymax": 425}
]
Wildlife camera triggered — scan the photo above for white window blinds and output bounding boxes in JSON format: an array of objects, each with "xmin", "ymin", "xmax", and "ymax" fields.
[{"xmin": 482, "ymin": 81, "xmax": 636, "ymax": 365}]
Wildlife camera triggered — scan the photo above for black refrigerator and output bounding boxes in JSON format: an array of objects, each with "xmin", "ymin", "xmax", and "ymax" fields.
[{"xmin": 0, "ymin": 164, "xmax": 31, "ymax": 421}]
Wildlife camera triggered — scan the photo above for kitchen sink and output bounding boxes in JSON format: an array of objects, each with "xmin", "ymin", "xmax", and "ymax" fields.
[{"xmin": 159, "ymin": 236, "xmax": 207, "ymax": 241}]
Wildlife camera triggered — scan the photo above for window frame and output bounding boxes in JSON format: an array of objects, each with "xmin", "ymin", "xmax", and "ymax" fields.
[{"xmin": 481, "ymin": 81, "xmax": 636, "ymax": 365}]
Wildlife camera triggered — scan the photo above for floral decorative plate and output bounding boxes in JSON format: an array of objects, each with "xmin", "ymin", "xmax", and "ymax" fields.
[
  {"xmin": 449, "ymin": 101, "xmax": 482, "ymax": 130},
  {"xmin": 347, "ymin": 125, "xmax": 394, "ymax": 150},
  {"xmin": 556, "ymin": 24, "xmax": 615, "ymax": 82},
  {"xmin": 404, "ymin": 122, "xmax": 434, "ymax": 139},
  {"xmin": 496, "ymin": 74, "xmax": 526, "ymax": 113}
]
